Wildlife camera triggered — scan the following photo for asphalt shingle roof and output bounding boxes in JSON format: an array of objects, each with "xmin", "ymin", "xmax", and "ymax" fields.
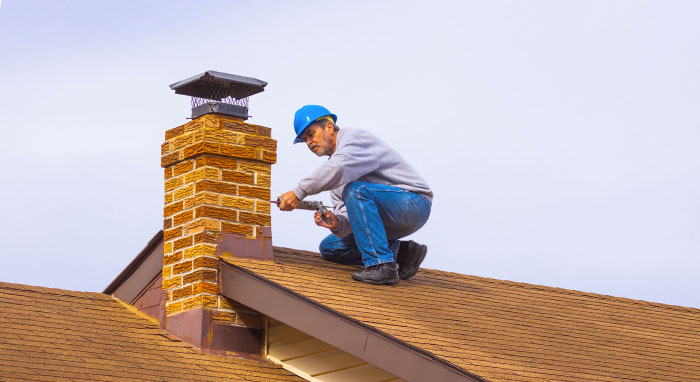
[
  {"xmin": 0, "ymin": 281, "xmax": 304, "ymax": 382},
  {"xmin": 225, "ymin": 247, "xmax": 700, "ymax": 382}
]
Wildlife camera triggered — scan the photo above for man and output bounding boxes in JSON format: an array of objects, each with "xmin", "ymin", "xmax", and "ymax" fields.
[{"xmin": 277, "ymin": 105, "xmax": 432, "ymax": 285}]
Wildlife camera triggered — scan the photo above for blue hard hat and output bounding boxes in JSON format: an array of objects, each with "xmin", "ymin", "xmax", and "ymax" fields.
[{"xmin": 293, "ymin": 105, "xmax": 337, "ymax": 144}]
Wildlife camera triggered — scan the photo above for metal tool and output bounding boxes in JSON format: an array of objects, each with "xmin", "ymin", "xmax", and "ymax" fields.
[{"xmin": 272, "ymin": 199, "xmax": 333, "ymax": 226}]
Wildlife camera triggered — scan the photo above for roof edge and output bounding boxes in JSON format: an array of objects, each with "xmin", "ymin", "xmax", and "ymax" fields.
[
  {"xmin": 220, "ymin": 262, "xmax": 485, "ymax": 382},
  {"xmin": 103, "ymin": 230, "xmax": 163, "ymax": 294}
]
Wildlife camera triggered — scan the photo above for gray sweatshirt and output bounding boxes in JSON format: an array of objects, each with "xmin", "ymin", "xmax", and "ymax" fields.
[{"xmin": 292, "ymin": 128, "xmax": 432, "ymax": 238}]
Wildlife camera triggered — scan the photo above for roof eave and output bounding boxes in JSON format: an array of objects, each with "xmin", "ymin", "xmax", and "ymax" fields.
[{"xmin": 103, "ymin": 230, "xmax": 163, "ymax": 296}]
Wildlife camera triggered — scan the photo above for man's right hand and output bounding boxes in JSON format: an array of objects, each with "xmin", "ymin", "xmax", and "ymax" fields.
[
  {"xmin": 277, "ymin": 191, "xmax": 300, "ymax": 211},
  {"xmin": 314, "ymin": 210, "xmax": 339, "ymax": 230}
]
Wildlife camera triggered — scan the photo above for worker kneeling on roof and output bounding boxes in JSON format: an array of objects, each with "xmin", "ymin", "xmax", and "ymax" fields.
[{"xmin": 277, "ymin": 105, "xmax": 433, "ymax": 285}]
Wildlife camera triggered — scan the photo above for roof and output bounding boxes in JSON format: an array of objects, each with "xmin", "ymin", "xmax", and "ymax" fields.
[
  {"xmin": 0, "ymin": 281, "xmax": 304, "ymax": 382},
  {"xmin": 222, "ymin": 247, "xmax": 700, "ymax": 382}
]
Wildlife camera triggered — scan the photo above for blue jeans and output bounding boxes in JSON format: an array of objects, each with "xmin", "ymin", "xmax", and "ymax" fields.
[{"xmin": 319, "ymin": 182, "xmax": 431, "ymax": 267}]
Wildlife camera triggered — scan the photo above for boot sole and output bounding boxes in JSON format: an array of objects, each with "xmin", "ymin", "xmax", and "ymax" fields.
[{"xmin": 351, "ymin": 274, "xmax": 399, "ymax": 286}]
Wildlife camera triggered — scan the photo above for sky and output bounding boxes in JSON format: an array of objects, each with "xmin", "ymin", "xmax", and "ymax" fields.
[{"xmin": 0, "ymin": 0, "xmax": 698, "ymax": 308}]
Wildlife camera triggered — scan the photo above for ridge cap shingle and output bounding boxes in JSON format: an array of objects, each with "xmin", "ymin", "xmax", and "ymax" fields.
[
  {"xmin": 0, "ymin": 281, "xmax": 108, "ymax": 300},
  {"xmin": 419, "ymin": 267, "xmax": 700, "ymax": 314}
]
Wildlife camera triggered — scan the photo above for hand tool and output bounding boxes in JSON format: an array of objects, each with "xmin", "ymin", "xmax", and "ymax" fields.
[{"xmin": 271, "ymin": 199, "xmax": 333, "ymax": 226}]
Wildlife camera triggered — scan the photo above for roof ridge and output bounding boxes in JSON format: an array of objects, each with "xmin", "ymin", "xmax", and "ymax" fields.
[
  {"xmin": 421, "ymin": 267, "xmax": 700, "ymax": 314},
  {"xmin": 0, "ymin": 281, "xmax": 106, "ymax": 300}
]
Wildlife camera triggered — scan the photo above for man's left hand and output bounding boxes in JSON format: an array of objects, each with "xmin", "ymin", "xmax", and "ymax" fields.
[
  {"xmin": 314, "ymin": 210, "xmax": 339, "ymax": 230},
  {"xmin": 277, "ymin": 191, "xmax": 300, "ymax": 211}
]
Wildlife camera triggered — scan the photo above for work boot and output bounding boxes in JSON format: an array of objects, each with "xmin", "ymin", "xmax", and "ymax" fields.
[
  {"xmin": 397, "ymin": 240, "xmax": 427, "ymax": 280},
  {"xmin": 351, "ymin": 262, "xmax": 399, "ymax": 285}
]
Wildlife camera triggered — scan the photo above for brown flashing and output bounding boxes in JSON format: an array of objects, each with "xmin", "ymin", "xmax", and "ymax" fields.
[
  {"xmin": 103, "ymin": 230, "xmax": 163, "ymax": 298},
  {"xmin": 165, "ymin": 307, "xmax": 263, "ymax": 355},
  {"xmin": 220, "ymin": 263, "xmax": 485, "ymax": 382},
  {"xmin": 215, "ymin": 229, "xmax": 274, "ymax": 261}
]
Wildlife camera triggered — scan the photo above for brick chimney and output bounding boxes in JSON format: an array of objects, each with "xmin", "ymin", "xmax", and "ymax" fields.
[{"xmin": 160, "ymin": 71, "xmax": 276, "ymax": 354}]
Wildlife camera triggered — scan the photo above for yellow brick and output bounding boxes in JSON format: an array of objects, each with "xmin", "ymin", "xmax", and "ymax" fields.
[
  {"xmin": 221, "ymin": 222, "xmax": 254, "ymax": 237},
  {"xmin": 241, "ymin": 134, "xmax": 277, "ymax": 150},
  {"xmin": 185, "ymin": 167, "xmax": 219, "ymax": 184},
  {"xmin": 203, "ymin": 115, "xmax": 221, "ymax": 129},
  {"xmin": 173, "ymin": 160, "xmax": 194, "ymax": 176},
  {"xmin": 163, "ymin": 241, "xmax": 173, "ymax": 254},
  {"xmin": 164, "ymin": 201, "xmax": 184, "ymax": 218},
  {"xmin": 183, "ymin": 244, "xmax": 217, "ymax": 259},
  {"xmin": 255, "ymin": 173, "xmax": 271, "ymax": 188},
  {"xmin": 166, "ymin": 301, "xmax": 182, "ymax": 315},
  {"xmin": 174, "ymin": 184, "xmax": 194, "ymax": 201},
  {"xmin": 172, "ymin": 285, "xmax": 193, "ymax": 300},
  {"xmin": 173, "ymin": 236, "xmax": 193, "ymax": 251},
  {"xmin": 193, "ymin": 256, "xmax": 219, "ymax": 269},
  {"xmin": 164, "ymin": 192, "xmax": 174, "ymax": 204},
  {"xmin": 237, "ymin": 159, "xmax": 271, "ymax": 174},
  {"xmin": 173, "ymin": 260, "xmax": 193, "ymax": 275},
  {"xmin": 163, "ymin": 227, "xmax": 182, "ymax": 241},
  {"xmin": 162, "ymin": 276, "xmax": 182, "ymax": 290},
  {"xmin": 164, "ymin": 176, "xmax": 184, "ymax": 192},
  {"xmin": 203, "ymin": 295, "xmax": 218, "ymax": 308},
  {"xmin": 195, "ymin": 128, "xmax": 239, "ymax": 145},
  {"xmin": 173, "ymin": 210, "xmax": 194, "ymax": 227},
  {"xmin": 212, "ymin": 311, "xmax": 236, "ymax": 323},
  {"xmin": 220, "ymin": 195, "xmax": 255, "ymax": 211},
  {"xmin": 183, "ymin": 219, "xmax": 219, "ymax": 235},
  {"xmin": 162, "ymin": 266, "xmax": 172, "ymax": 278},
  {"xmin": 164, "ymin": 251, "xmax": 182, "ymax": 265},
  {"xmin": 172, "ymin": 133, "xmax": 194, "ymax": 150},
  {"xmin": 182, "ymin": 295, "xmax": 203, "ymax": 311},
  {"xmin": 183, "ymin": 119, "xmax": 204, "ymax": 134},
  {"xmin": 184, "ymin": 192, "xmax": 219, "ymax": 210},
  {"xmin": 193, "ymin": 281, "xmax": 218, "ymax": 295},
  {"xmin": 255, "ymin": 201, "xmax": 270, "ymax": 214}
]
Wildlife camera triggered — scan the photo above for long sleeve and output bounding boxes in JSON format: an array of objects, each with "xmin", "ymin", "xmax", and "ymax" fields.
[{"xmin": 292, "ymin": 129, "xmax": 380, "ymax": 200}]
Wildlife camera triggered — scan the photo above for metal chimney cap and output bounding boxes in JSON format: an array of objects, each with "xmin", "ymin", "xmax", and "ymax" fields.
[{"xmin": 169, "ymin": 70, "xmax": 267, "ymax": 100}]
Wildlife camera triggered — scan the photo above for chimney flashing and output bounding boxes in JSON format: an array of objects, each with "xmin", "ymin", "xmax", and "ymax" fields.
[{"xmin": 216, "ymin": 229, "xmax": 274, "ymax": 263}]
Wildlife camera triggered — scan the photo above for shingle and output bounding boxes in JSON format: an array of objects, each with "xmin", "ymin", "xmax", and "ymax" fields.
[
  {"xmin": 224, "ymin": 247, "xmax": 700, "ymax": 382},
  {"xmin": 0, "ymin": 282, "xmax": 304, "ymax": 382}
]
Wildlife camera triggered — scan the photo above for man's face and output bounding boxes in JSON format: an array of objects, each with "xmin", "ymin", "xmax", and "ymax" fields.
[{"xmin": 301, "ymin": 122, "xmax": 336, "ymax": 157}]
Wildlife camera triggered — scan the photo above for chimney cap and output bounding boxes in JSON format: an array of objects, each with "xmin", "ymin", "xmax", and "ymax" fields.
[{"xmin": 169, "ymin": 70, "xmax": 267, "ymax": 100}]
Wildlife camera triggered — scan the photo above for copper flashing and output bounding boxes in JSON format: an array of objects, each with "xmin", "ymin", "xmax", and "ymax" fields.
[
  {"xmin": 220, "ymin": 263, "xmax": 484, "ymax": 382},
  {"xmin": 215, "ymin": 229, "xmax": 274, "ymax": 261},
  {"xmin": 165, "ymin": 307, "xmax": 263, "ymax": 355}
]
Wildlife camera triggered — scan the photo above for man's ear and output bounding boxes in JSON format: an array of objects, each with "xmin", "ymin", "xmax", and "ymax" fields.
[{"xmin": 325, "ymin": 121, "xmax": 335, "ymax": 134}]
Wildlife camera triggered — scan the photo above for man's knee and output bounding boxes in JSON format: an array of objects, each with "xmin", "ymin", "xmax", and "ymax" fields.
[{"xmin": 318, "ymin": 235, "xmax": 336, "ymax": 259}]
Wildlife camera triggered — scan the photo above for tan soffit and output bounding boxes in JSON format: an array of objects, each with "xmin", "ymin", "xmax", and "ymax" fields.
[{"xmin": 267, "ymin": 318, "xmax": 402, "ymax": 382}]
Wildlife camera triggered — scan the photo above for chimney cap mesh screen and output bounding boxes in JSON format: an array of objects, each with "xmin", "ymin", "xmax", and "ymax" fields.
[{"xmin": 169, "ymin": 71, "xmax": 267, "ymax": 101}]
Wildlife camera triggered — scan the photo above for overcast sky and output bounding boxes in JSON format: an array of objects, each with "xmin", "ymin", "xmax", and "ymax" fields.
[{"xmin": 0, "ymin": 0, "xmax": 698, "ymax": 308}]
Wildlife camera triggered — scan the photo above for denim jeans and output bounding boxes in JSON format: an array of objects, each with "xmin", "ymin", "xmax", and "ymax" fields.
[{"xmin": 319, "ymin": 182, "xmax": 431, "ymax": 267}]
